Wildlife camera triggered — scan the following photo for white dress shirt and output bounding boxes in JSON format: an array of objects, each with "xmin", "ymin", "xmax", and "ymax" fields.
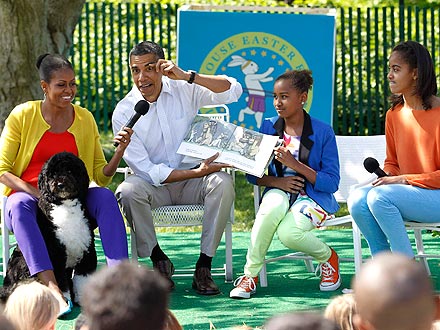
[{"xmin": 112, "ymin": 75, "xmax": 242, "ymax": 186}]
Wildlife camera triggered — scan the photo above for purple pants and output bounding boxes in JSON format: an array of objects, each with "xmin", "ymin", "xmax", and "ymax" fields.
[{"xmin": 5, "ymin": 187, "xmax": 129, "ymax": 276}]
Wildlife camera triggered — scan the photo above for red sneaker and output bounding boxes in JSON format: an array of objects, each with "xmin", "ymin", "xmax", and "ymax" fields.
[
  {"xmin": 229, "ymin": 275, "xmax": 258, "ymax": 299},
  {"xmin": 319, "ymin": 248, "xmax": 341, "ymax": 291}
]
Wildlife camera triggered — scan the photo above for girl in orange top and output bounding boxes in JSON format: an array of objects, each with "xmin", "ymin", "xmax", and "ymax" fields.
[{"xmin": 348, "ymin": 41, "xmax": 440, "ymax": 257}]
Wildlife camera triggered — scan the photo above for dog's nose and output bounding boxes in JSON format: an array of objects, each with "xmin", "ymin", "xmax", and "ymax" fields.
[{"xmin": 57, "ymin": 182, "xmax": 65, "ymax": 189}]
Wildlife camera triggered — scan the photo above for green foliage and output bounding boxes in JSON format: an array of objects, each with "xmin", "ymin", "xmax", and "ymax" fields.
[
  {"xmin": 76, "ymin": 0, "xmax": 440, "ymax": 137},
  {"xmin": 72, "ymin": 1, "xmax": 179, "ymax": 133},
  {"xmin": 290, "ymin": 0, "xmax": 439, "ymax": 7},
  {"xmin": 87, "ymin": 0, "xmax": 440, "ymax": 8},
  {"xmin": 232, "ymin": 171, "xmax": 256, "ymax": 231},
  {"xmin": 88, "ymin": 0, "xmax": 288, "ymax": 6}
]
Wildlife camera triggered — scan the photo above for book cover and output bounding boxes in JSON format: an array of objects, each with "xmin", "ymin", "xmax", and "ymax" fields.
[{"xmin": 177, "ymin": 115, "xmax": 280, "ymax": 177}]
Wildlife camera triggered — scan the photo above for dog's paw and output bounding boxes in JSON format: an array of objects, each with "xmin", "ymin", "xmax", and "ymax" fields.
[
  {"xmin": 72, "ymin": 274, "xmax": 90, "ymax": 305},
  {"xmin": 58, "ymin": 298, "xmax": 73, "ymax": 318}
]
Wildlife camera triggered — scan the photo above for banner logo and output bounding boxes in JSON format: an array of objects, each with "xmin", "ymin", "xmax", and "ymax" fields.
[{"xmin": 200, "ymin": 32, "xmax": 310, "ymax": 130}]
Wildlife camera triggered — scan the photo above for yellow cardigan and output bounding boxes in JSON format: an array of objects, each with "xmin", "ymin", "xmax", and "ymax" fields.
[{"xmin": 0, "ymin": 100, "xmax": 112, "ymax": 196}]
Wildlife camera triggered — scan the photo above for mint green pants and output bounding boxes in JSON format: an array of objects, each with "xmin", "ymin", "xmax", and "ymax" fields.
[{"xmin": 244, "ymin": 189, "xmax": 332, "ymax": 277}]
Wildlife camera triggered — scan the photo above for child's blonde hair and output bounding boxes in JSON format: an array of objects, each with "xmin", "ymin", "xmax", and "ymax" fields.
[
  {"xmin": 324, "ymin": 293, "xmax": 357, "ymax": 330},
  {"xmin": 4, "ymin": 281, "xmax": 60, "ymax": 330}
]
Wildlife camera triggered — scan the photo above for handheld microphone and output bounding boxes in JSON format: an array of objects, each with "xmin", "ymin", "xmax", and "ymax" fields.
[
  {"xmin": 114, "ymin": 100, "xmax": 150, "ymax": 147},
  {"xmin": 363, "ymin": 157, "xmax": 387, "ymax": 178}
]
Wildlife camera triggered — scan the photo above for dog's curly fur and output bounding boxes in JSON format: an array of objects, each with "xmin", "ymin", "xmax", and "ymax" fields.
[{"xmin": 0, "ymin": 152, "xmax": 97, "ymax": 304}]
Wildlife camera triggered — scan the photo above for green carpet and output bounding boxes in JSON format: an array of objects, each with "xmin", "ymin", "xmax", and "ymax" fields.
[{"xmin": 3, "ymin": 229, "xmax": 440, "ymax": 330}]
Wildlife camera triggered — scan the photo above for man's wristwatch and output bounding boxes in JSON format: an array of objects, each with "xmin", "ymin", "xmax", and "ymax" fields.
[{"xmin": 188, "ymin": 70, "xmax": 196, "ymax": 84}]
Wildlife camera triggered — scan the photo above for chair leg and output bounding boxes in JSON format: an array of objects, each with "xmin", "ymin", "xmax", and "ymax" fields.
[
  {"xmin": 130, "ymin": 229, "xmax": 138, "ymax": 261},
  {"xmin": 1, "ymin": 221, "xmax": 9, "ymax": 277},
  {"xmin": 1, "ymin": 196, "xmax": 10, "ymax": 277},
  {"xmin": 304, "ymin": 259, "xmax": 315, "ymax": 272},
  {"xmin": 224, "ymin": 221, "xmax": 233, "ymax": 282},
  {"xmin": 413, "ymin": 228, "xmax": 430, "ymax": 275},
  {"xmin": 259, "ymin": 264, "xmax": 268, "ymax": 287},
  {"xmin": 352, "ymin": 220, "xmax": 363, "ymax": 274}
]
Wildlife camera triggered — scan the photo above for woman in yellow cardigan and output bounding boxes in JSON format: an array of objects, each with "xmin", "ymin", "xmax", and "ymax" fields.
[{"xmin": 0, "ymin": 53, "xmax": 132, "ymax": 316}]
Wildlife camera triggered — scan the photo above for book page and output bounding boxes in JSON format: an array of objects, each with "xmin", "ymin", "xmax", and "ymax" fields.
[
  {"xmin": 177, "ymin": 116, "xmax": 237, "ymax": 160},
  {"xmin": 216, "ymin": 126, "xmax": 279, "ymax": 177},
  {"xmin": 177, "ymin": 116, "xmax": 280, "ymax": 177}
]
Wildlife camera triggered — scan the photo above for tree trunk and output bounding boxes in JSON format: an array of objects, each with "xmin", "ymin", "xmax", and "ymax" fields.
[{"xmin": 0, "ymin": 0, "xmax": 85, "ymax": 131}]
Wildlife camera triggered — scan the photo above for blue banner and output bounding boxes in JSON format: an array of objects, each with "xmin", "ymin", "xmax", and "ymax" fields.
[{"xmin": 177, "ymin": 8, "xmax": 336, "ymax": 130}]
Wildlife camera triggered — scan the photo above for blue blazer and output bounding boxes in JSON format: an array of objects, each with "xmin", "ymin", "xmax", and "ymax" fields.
[{"xmin": 247, "ymin": 111, "xmax": 340, "ymax": 214}]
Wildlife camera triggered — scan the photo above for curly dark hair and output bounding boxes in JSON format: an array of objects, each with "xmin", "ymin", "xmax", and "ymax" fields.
[
  {"xmin": 274, "ymin": 69, "xmax": 313, "ymax": 94},
  {"xmin": 82, "ymin": 261, "xmax": 169, "ymax": 330}
]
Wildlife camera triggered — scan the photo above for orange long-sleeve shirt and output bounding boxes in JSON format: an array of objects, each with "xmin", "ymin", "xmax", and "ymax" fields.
[{"xmin": 384, "ymin": 104, "xmax": 440, "ymax": 189}]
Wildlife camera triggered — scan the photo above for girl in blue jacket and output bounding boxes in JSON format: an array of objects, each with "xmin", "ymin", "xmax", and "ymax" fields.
[{"xmin": 230, "ymin": 70, "xmax": 340, "ymax": 299}]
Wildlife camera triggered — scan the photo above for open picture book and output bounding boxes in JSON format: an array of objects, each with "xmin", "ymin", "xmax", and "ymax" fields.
[{"xmin": 177, "ymin": 115, "xmax": 282, "ymax": 177}]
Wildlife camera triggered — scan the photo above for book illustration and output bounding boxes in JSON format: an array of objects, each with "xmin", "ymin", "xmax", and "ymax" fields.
[
  {"xmin": 185, "ymin": 116, "xmax": 235, "ymax": 149},
  {"xmin": 225, "ymin": 127, "xmax": 263, "ymax": 161},
  {"xmin": 178, "ymin": 115, "xmax": 280, "ymax": 177}
]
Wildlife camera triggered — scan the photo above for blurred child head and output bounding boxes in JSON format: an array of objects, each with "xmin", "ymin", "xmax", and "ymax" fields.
[
  {"xmin": 4, "ymin": 281, "xmax": 59, "ymax": 330},
  {"xmin": 324, "ymin": 293, "xmax": 357, "ymax": 330}
]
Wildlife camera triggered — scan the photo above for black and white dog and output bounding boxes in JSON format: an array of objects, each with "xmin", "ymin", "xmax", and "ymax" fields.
[{"xmin": 0, "ymin": 152, "xmax": 97, "ymax": 304}]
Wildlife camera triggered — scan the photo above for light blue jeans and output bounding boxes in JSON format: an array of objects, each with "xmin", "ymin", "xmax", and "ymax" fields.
[{"xmin": 347, "ymin": 184, "xmax": 440, "ymax": 257}]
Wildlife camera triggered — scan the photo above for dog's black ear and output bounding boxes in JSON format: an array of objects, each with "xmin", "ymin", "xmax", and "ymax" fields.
[
  {"xmin": 38, "ymin": 159, "xmax": 51, "ymax": 193},
  {"xmin": 62, "ymin": 152, "xmax": 90, "ymax": 198},
  {"xmin": 76, "ymin": 156, "xmax": 91, "ymax": 198},
  {"xmin": 37, "ymin": 152, "xmax": 62, "ymax": 194}
]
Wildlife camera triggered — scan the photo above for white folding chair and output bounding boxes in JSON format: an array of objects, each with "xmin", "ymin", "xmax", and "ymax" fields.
[
  {"xmin": 1, "ymin": 195, "xmax": 17, "ymax": 277},
  {"xmin": 128, "ymin": 203, "xmax": 234, "ymax": 281},
  {"xmin": 404, "ymin": 222, "xmax": 440, "ymax": 275},
  {"xmin": 334, "ymin": 135, "xmax": 440, "ymax": 275},
  {"xmin": 255, "ymin": 186, "xmax": 360, "ymax": 287},
  {"xmin": 117, "ymin": 105, "xmax": 234, "ymax": 281}
]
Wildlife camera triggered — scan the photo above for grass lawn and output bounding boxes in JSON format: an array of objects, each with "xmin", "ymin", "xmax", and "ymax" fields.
[
  {"xmin": 51, "ymin": 230, "xmax": 440, "ymax": 330},
  {"xmin": 1, "ymin": 135, "xmax": 434, "ymax": 330}
]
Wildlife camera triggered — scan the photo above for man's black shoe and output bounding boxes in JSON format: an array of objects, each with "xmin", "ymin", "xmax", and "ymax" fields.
[
  {"xmin": 192, "ymin": 267, "xmax": 220, "ymax": 295},
  {"xmin": 153, "ymin": 259, "xmax": 175, "ymax": 290}
]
